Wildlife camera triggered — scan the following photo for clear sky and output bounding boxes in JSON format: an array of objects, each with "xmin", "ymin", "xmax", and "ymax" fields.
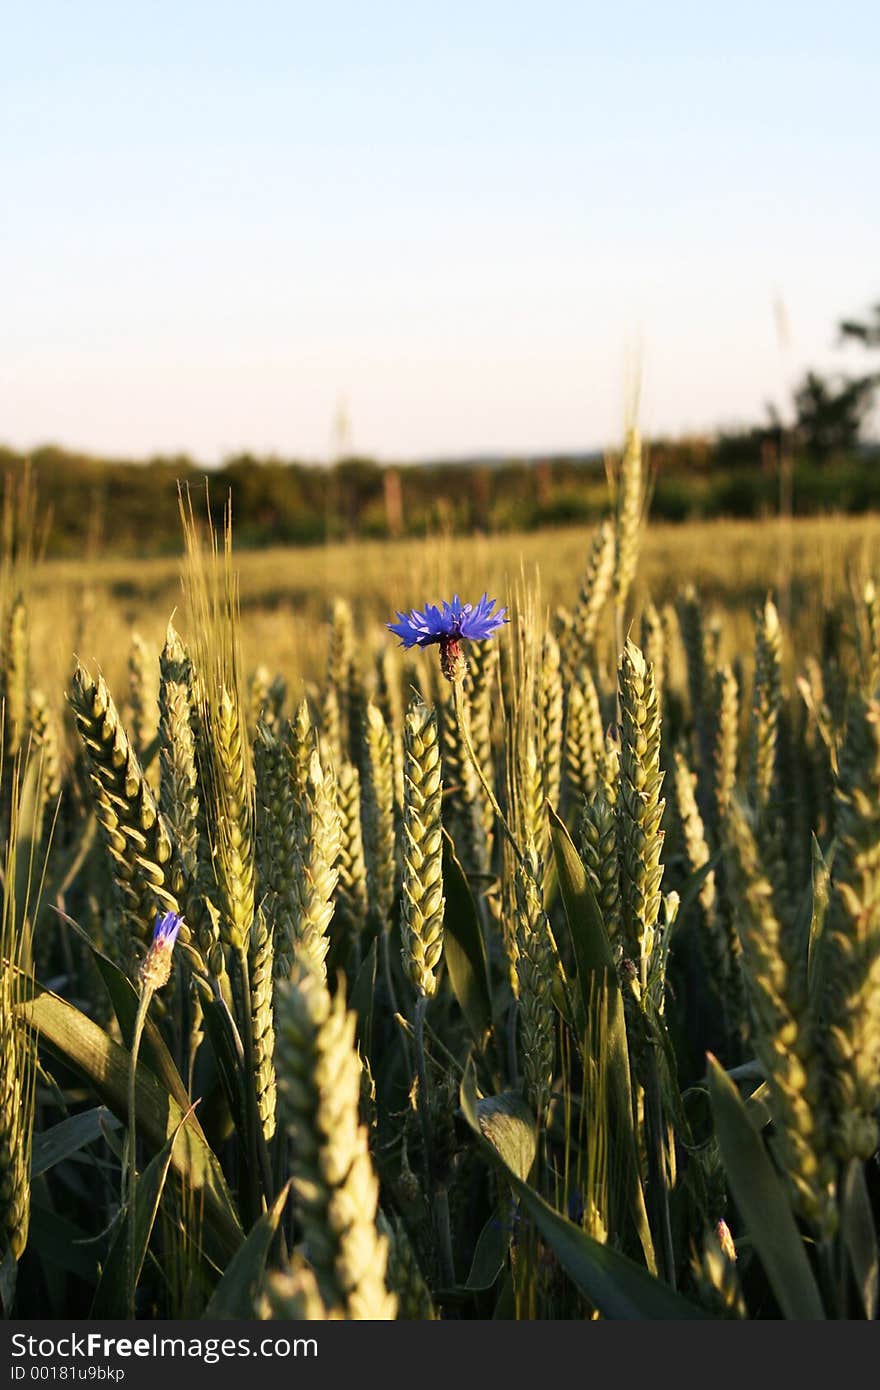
[{"xmin": 2, "ymin": 2, "xmax": 878, "ymax": 463}]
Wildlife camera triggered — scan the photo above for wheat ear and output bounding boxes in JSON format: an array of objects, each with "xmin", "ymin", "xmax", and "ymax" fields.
[
  {"xmin": 288, "ymin": 748, "xmax": 341, "ymax": 981},
  {"xmin": 335, "ymin": 760, "xmax": 369, "ymax": 943},
  {"xmin": 275, "ymin": 966, "xmax": 397, "ymax": 1319},
  {"xmin": 0, "ymin": 963, "xmax": 35, "ymax": 1261},
  {"xmin": 814, "ymin": 693, "xmax": 880, "ymax": 1168},
  {"xmin": 2, "ymin": 592, "xmax": 29, "ymax": 759},
  {"xmin": 571, "ymin": 520, "xmax": 615, "ymax": 668},
  {"xmin": 726, "ymin": 802, "xmax": 832, "ymax": 1232},
  {"xmin": 539, "ymin": 633, "xmax": 564, "ymax": 817},
  {"xmin": 613, "ymin": 427, "xmax": 645, "ymax": 616},
  {"xmin": 362, "ymin": 700, "xmax": 397, "ymax": 924},
  {"xmin": 400, "ymin": 699, "xmax": 445, "ymax": 999},
  {"xmin": 69, "ymin": 665, "xmax": 186, "ymax": 958},
  {"xmin": 617, "ymin": 640, "xmax": 665, "ymax": 992},
  {"xmin": 514, "ymin": 844, "xmax": 556, "ymax": 1118},
  {"xmin": 579, "ymin": 785, "xmax": 621, "ymax": 941}
]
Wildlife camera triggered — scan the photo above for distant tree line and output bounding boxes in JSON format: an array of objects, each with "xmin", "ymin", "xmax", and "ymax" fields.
[{"xmin": 4, "ymin": 303, "xmax": 878, "ymax": 558}]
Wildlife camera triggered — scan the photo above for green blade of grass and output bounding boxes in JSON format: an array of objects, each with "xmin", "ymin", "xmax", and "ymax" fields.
[
  {"xmin": 707, "ymin": 1055, "xmax": 825, "ymax": 1320},
  {"xmin": 441, "ymin": 829, "xmax": 493, "ymax": 1046},
  {"xmin": 20, "ymin": 987, "xmax": 243, "ymax": 1262},
  {"xmin": 31, "ymin": 1107, "xmax": 121, "ymax": 1179},
  {"xmin": 840, "ymin": 1158, "xmax": 878, "ymax": 1320},
  {"xmin": 548, "ymin": 805, "xmax": 656, "ymax": 1274},
  {"xmin": 350, "ymin": 936, "xmax": 378, "ymax": 1059},
  {"xmin": 463, "ymin": 1210, "xmax": 511, "ymax": 1292},
  {"xmin": 461, "ymin": 1064, "xmax": 705, "ymax": 1319},
  {"xmin": 203, "ymin": 1182, "xmax": 290, "ymax": 1318},
  {"xmin": 474, "ymin": 1091, "xmax": 537, "ymax": 1182},
  {"xmin": 90, "ymin": 1114, "xmax": 185, "ymax": 1316}
]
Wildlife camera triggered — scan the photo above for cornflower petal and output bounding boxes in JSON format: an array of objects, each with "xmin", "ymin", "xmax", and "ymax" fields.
[{"xmin": 386, "ymin": 593, "xmax": 509, "ymax": 651}]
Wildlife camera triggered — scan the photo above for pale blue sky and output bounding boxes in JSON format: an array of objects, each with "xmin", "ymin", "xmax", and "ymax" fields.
[{"xmin": 2, "ymin": 2, "xmax": 878, "ymax": 462}]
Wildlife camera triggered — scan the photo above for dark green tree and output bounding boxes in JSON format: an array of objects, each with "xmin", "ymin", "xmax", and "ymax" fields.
[
  {"xmin": 839, "ymin": 301, "xmax": 880, "ymax": 349},
  {"xmin": 792, "ymin": 369, "xmax": 879, "ymax": 461},
  {"xmin": 791, "ymin": 300, "xmax": 880, "ymax": 461}
]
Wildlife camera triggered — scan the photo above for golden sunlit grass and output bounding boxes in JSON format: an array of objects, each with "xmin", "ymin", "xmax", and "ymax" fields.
[{"xmin": 30, "ymin": 512, "xmax": 880, "ymax": 707}]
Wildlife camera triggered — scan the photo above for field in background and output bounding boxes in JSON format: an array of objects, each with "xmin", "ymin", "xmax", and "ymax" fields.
[{"xmin": 31, "ymin": 512, "xmax": 880, "ymax": 716}]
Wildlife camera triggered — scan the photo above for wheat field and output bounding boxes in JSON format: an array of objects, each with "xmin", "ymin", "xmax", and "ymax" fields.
[{"xmin": 1, "ymin": 452, "xmax": 879, "ymax": 1320}]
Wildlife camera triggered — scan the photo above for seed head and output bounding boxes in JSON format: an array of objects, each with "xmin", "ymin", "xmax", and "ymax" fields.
[{"xmin": 139, "ymin": 910, "xmax": 183, "ymax": 990}]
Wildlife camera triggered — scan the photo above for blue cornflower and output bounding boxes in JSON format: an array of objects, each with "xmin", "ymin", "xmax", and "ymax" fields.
[
  {"xmin": 140, "ymin": 909, "xmax": 184, "ymax": 990},
  {"xmin": 388, "ymin": 593, "xmax": 507, "ymax": 648},
  {"xmin": 388, "ymin": 593, "xmax": 507, "ymax": 681},
  {"xmin": 152, "ymin": 910, "xmax": 183, "ymax": 948}
]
